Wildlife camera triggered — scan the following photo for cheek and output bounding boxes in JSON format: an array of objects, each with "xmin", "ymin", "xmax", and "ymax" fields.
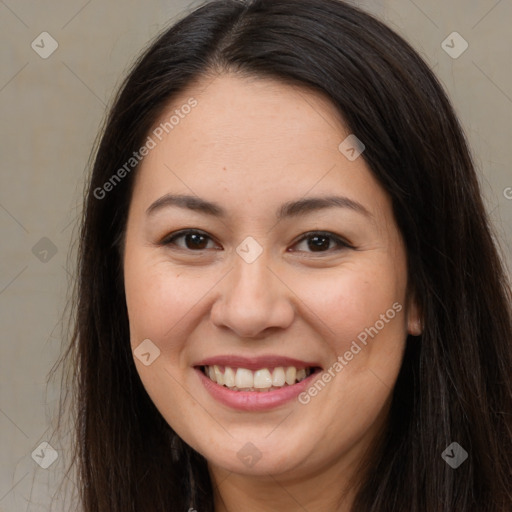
[
  {"xmin": 294, "ymin": 259, "xmax": 406, "ymax": 353},
  {"xmin": 123, "ymin": 254, "xmax": 202, "ymax": 430},
  {"xmin": 124, "ymin": 254, "xmax": 202, "ymax": 347},
  {"xmin": 289, "ymin": 261, "xmax": 407, "ymax": 463}
]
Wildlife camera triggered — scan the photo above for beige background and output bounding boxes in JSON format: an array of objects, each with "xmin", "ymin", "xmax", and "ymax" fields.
[{"xmin": 0, "ymin": 0, "xmax": 510, "ymax": 510}]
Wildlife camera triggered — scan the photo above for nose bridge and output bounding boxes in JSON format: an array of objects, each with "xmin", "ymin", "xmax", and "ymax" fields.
[
  {"xmin": 233, "ymin": 248, "xmax": 273, "ymax": 301},
  {"xmin": 230, "ymin": 234, "xmax": 275, "ymax": 303},
  {"xmin": 210, "ymin": 244, "xmax": 294, "ymax": 337}
]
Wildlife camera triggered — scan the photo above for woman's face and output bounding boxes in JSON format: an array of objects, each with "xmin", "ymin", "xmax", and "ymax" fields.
[{"xmin": 123, "ymin": 73, "xmax": 421, "ymax": 483}]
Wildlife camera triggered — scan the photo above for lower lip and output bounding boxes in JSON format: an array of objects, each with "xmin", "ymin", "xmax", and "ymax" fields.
[{"xmin": 194, "ymin": 367, "xmax": 322, "ymax": 411}]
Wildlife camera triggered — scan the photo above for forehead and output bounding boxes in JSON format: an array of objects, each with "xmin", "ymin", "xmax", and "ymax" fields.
[{"xmin": 130, "ymin": 73, "xmax": 391, "ymax": 224}]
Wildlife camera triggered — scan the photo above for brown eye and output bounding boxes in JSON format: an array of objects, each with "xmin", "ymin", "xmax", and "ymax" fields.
[
  {"xmin": 162, "ymin": 230, "xmax": 217, "ymax": 251},
  {"xmin": 291, "ymin": 231, "xmax": 353, "ymax": 253}
]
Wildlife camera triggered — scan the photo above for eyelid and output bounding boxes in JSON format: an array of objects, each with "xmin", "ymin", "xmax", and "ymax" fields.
[
  {"xmin": 160, "ymin": 229, "xmax": 220, "ymax": 250},
  {"xmin": 291, "ymin": 231, "xmax": 354, "ymax": 252},
  {"xmin": 160, "ymin": 229, "xmax": 354, "ymax": 253}
]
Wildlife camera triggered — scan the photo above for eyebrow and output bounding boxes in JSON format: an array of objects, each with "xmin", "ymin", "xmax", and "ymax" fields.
[{"xmin": 145, "ymin": 193, "xmax": 372, "ymax": 220}]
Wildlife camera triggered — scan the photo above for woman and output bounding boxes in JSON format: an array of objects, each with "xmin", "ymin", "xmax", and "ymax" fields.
[{"xmin": 57, "ymin": 0, "xmax": 512, "ymax": 510}]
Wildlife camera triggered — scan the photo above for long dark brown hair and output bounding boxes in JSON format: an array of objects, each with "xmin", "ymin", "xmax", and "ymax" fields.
[{"xmin": 54, "ymin": 0, "xmax": 512, "ymax": 510}]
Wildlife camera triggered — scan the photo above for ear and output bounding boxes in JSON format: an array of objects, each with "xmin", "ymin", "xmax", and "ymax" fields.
[{"xmin": 406, "ymin": 291, "xmax": 423, "ymax": 336}]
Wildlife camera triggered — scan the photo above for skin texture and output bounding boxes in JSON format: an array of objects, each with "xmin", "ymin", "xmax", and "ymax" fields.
[{"xmin": 123, "ymin": 73, "xmax": 422, "ymax": 511}]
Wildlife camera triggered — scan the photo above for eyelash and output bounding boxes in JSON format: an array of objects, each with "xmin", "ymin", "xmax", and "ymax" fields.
[{"xmin": 160, "ymin": 229, "xmax": 354, "ymax": 255}]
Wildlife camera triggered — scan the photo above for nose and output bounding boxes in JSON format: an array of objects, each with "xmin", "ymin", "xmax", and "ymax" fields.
[{"xmin": 209, "ymin": 251, "xmax": 295, "ymax": 339}]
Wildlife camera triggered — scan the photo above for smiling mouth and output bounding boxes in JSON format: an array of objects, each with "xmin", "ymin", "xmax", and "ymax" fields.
[{"xmin": 199, "ymin": 365, "xmax": 320, "ymax": 392}]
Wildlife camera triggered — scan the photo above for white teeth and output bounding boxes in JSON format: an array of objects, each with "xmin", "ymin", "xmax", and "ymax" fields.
[
  {"xmin": 214, "ymin": 365, "xmax": 224, "ymax": 386},
  {"xmin": 223, "ymin": 366, "xmax": 235, "ymax": 387},
  {"xmin": 204, "ymin": 364, "xmax": 313, "ymax": 390},
  {"xmin": 285, "ymin": 367, "xmax": 297, "ymax": 385},
  {"xmin": 235, "ymin": 368, "xmax": 254, "ymax": 389},
  {"xmin": 253, "ymin": 369, "xmax": 272, "ymax": 389},
  {"xmin": 272, "ymin": 366, "xmax": 286, "ymax": 386}
]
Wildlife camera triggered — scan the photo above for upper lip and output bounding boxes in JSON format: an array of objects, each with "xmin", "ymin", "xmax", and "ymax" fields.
[{"xmin": 193, "ymin": 355, "xmax": 322, "ymax": 371}]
